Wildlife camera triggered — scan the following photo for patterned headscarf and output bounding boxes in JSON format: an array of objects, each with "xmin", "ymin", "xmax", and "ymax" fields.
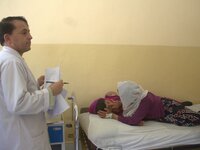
[
  {"xmin": 117, "ymin": 81, "xmax": 148, "ymax": 117},
  {"xmin": 105, "ymin": 91, "xmax": 120, "ymax": 101},
  {"xmin": 88, "ymin": 91, "xmax": 120, "ymax": 114}
]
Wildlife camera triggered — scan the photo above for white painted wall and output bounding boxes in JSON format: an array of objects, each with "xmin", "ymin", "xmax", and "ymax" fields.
[{"xmin": 0, "ymin": 0, "xmax": 200, "ymax": 46}]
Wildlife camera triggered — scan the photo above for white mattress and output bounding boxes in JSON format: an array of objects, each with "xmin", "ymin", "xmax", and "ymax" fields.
[{"xmin": 79, "ymin": 104, "xmax": 200, "ymax": 150}]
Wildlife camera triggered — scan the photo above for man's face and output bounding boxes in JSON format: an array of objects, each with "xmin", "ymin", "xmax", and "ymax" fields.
[
  {"xmin": 6, "ymin": 20, "xmax": 32, "ymax": 55},
  {"xmin": 105, "ymin": 100, "xmax": 122, "ymax": 113}
]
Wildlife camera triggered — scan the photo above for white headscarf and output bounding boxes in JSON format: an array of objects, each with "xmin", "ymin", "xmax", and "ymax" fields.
[{"xmin": 117, "ymin": 81, "xmax": 148, "ymax": 117}]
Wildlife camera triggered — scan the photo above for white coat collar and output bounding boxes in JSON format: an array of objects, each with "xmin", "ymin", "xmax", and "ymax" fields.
[{"xmin": 2, "ymin": 46, "xmax": 23, "ymax": 60}]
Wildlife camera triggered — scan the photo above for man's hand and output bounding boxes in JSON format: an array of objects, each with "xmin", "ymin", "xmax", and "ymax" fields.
[
  {"xmin": 37, "ymin": 75, "xmax": 45, "ymax": 87},
  {"xmin": 49, "ymin": 80, "xmax": 64, "ymax": 96}
]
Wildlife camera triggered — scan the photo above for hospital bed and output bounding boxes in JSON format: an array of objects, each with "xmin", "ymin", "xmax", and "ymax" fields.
[{"xmin": 79, "ymin": 104, "xmax": 200, "ymax": 150}]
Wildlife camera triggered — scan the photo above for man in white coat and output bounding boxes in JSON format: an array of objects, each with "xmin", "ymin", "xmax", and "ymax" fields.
[{"xmin": 0, "ymin": 16, "xmax": 64, "ymax": 150}]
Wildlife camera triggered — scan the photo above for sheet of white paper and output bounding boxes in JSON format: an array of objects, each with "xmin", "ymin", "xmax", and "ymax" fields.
[
  {"xmin": 44, "ymin": 66, "xmax": 70, "ymax": 117},
  {"xmin": 48, "ymin": 89, "xmax": 70, "ymax": 117},
  {"xmin": 44, "ymin": 66, "xmax": 60, "ymax": 88}
]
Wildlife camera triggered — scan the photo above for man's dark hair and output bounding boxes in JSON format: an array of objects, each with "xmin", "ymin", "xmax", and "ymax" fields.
[
  {"xmin": 0, "ymin": 16, "xmax": 28, "ymax": 46},
  {"xmin": 95, "ymin": 98, "xmax": 106, "ymax": 113}
]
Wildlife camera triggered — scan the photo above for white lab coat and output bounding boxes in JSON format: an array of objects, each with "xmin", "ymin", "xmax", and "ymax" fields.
[{"xmin": 0, "ymin": 46, "xmax": 51, "ymax": 150}]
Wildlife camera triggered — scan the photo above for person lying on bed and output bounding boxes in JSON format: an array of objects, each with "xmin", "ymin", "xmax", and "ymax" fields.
[
  {"xmin": 88, "ymin": 91, "xmax": 123, "ymax": 115},
  {"xmin": 96, "ymin": 81, "xmax": 200, "ymax": 127}
]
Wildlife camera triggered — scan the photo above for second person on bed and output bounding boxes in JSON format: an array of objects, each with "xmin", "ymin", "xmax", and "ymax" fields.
[{"xmin": 89, "ymin": 81, "xmax": 200, "ymax": 127}]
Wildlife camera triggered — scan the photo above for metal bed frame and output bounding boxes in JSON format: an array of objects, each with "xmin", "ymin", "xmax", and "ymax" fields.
[{"xmin": 69, "ymin": 94, "xmax": 79, "ymax": 150}]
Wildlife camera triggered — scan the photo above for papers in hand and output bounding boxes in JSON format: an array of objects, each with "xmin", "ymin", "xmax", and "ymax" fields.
[{"xmin": 44, "ymin": 66, "xmax": 70, "ymax": 118}]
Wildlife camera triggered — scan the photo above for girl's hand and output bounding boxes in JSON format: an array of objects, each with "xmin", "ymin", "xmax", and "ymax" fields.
[{"xmin": 97, "ymin": 110, "xmax": 107, "ymax": 118}]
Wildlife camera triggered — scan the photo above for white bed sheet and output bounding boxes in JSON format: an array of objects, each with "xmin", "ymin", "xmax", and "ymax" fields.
[{"xmin": 79, "ymin": 104, "xmax": 200, "ymax": 150}]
